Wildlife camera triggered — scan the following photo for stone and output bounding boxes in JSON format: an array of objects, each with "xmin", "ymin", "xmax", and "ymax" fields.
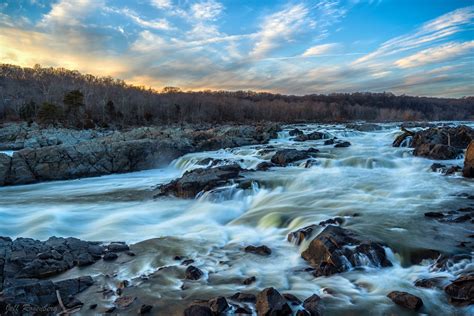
[
  {"xmin": 107, "ymin": 242, "xmax": 129, "ymax": 252},
  {"xmin": 139, "ymin": 304, "xmax": 153, "ymax": 314},
  {"xmin": 287, "ymin": 225, "xmax": 318, "ymax": 245},
  {"xmin": 184, "ymin": 305, "xmax": 213, "ymax": 316},
  {"xmin": 244, "ymin": 245, "xmax": 272, "ymax": 256},
  {"xmin": 334, "ymin": 141, "xmax": 351, "ymax": 148},
  {"xmin": 463, "ymin": 141, "xmax": 474, "ymax": 178},
  {"xmin": 243, "ymin": 276, "xmax": 256, "ymax": 285},
  {"xmin": 271, "ymin": 149, "xmax": 318, "ymax": 166},
  {"xmin": 256, "ymin": 287, "xmax": 292, "ymax": 316},
  {"xmin": 302, "ymin": 294, "xmax": 321, "ymax": 316},
  {"xmin": 208, "ymin": 296, "xmax": 229, "ymax": 314},
  {"xmin": 294, "ymin": 132, "xmax": 328, "ymax": 142},
  {"xmin": 185, "ymin": 265, "xmax": 203, "ymax": 280},
  {"xmin": 387, "ymin": 291, "xmax": 423, "ymax": 311},
  {"xmin": 444, "ymin": 275, "xmax": 474, "ymax": 306},
  {"xmin": 103, "ymin": 252, "xmax": 118, "ymax": 261},
  {"xmin": 229, "ymin": 292, "xmax": 257, "ymax": 303}
]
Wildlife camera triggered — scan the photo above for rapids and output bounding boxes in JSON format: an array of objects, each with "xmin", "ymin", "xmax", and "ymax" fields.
[{"xmin": 1, "ymin": 122, "xmax": 473, "ymax": 315}]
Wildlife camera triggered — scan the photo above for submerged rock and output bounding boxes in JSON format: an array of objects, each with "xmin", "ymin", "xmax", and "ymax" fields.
[
  {"xmin": 256, "ymin": 287, "xmax": 292, "ymax": 316},
  {"xmin": 463, "ymin": 141, "xmax": 474, "ymax": 178},
  {"xmin": 287, "ymin": 224, "xmax": 318, "ymax": 245},
  {"xmin": 334, "ymin": 141, "xmax": 351, "ymax": 148},
  {"xmin": 154, "ymin": 164, "xmax": 243, "ymax": 198},
  {"xmin": 289, "ymin": 128, "xmax": 304, "ymax": 136},
  {"xmin": 244, "ymin": 245, "xmax": 272, "ymax": 256},
  {"xmin": 300, "ymin": 226, "xmax": 392, "ymax": 276},
  {"xmin": 387, "ymin": 291, "xmax": 423, "ymax": 311},
  {"xmin": 185, "ymin": 265, "xmax": 204, "ymax": 280}
]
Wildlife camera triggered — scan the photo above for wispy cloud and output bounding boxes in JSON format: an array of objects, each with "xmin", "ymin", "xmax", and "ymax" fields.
[{"xmin": 302, "ymin": 43, "xmax": 341, "ymax": 56}]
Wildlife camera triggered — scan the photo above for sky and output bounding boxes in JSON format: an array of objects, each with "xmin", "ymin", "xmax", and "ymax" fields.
[{"xmin": 0, "ymin": 0, "xmax": 473, "ymax": 97}]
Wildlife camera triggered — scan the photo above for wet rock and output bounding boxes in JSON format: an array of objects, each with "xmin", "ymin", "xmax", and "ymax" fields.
[
  {"xmin": 282, "ymin": 293, "xmax": 301, "ymax": 305},
  {"xmin": 409, "ymin": 248, "xmax": 440, "ymax": 264},
  {"xmin": 256, "ymin": 161, "xmax": 275, "ymax": 171},
  {"xmin": 464, "ymin": 141, "xmax": 474, "ymax": 178},
  {"xmin": 393, "ymin": 128, "xmax": 415, "ymax": 147},
  {"xmin": 181, "ymin": 259, "xmax": 195, "ymax": 266},
  {"xmin": 424, "ymin": 212, "xmax": 444, "ymax": 218},
  {"xmin": 243, "ymin": 276, "xmax": 256, "ymax": 285},
  {"xmin": 103, "ymin": 252, "xmax": 118, "ymax": 261},
  {"xmin": 431, "ymin": 254, "xmax": 472, "ymax": 272},
  {"xmin": 289, "ymin": 128, "xmax": 304, "ymax": 136},
  {"xmin": 107, "ymin": 242, "xmax": 129, "ymax": 252},
  {"xmin": 209, "ymin": 296, "xmax": 229, "ymax": 314},
  {"xmin": 115, "ymin": 295, "xmax": 136, "ymax": 308},
  {"xmin": 387, "ymin": 291, "xmax": 423, "ymax": 311},
  {"xmin": 139, "ymin": 304, "xmax": 153, "ymax": 314},
  {"xmin": 430, "ymin": 163, "xmax": 446, "ymax": 171},
  {"xmin": 235, "ymin": 306, "xmax": 252, "ymax": 314},
  {"xmin": 301, "ymin": 226, "xmax": 392, "ymax": 276},
  {"xmin": 414, "ymin": 277, "xmax": 444, "ymax": 289},
  {"xmin": 154, "ymin": 164, "xmax": 243, "ymax": 198},
  {"xmin": 302, "ymin": 294, "xmax": 321, "ymax": 316},
  {"xmin": 244, "ymin": 245, "xmax": 272, "ymax": 256},
  {"xmin": 76, "ymin": 253, "xmax": 95, "ymax": 266},
  {"xmin": 287, "ymin": 224, "xmax": 318, "ymax": 245},
  {"xmin": 334, "ymin": 141, "xmax": 351, "ymax": 148},
  {"xmin": 323, "ymin": 139, "xmax": 335, "ymax": 145},
  {"xmin": 256, "ymin": 287, "xmax": 292, "ymax": 316},
  {"xmin": 444, "ymin": 275, "xmax": 474, "ymax": 306},
  {"xmin": 271, "ymin": 149, "xmax": 317, "ymax": 166},
  {"xmin": 294, "ymin": 132, "xmax": 328, "ymax": 142},
  {"xmin": 229, "ymin": 292, "xmax": 257, "ymax": 303},
  {"xmin": 346, "ymin": 123, "xmax": 382, "ymax": 132},
  {"xmin": 185, "ymin": 265, "xmax": 203, "ymax": 280},
  {"xmin": 184, "ymin": 305, "xmax": 213, "ymax": 316},
  {"xmin": 414, "ymin": 144, "xmax": 462, "ymax": 160},
  {"xmin": 318, "ymin": 217, "xmax": 344, "ymax": 226}
]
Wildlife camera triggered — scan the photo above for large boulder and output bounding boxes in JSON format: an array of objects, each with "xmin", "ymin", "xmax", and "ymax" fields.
[
  {"xmin": 444, "ymin": 275, "xmax": 474, "ymax": 306},
  {"xmin": 294, "ymin": 132, "xmax": 329, "ymax": 142},
  {"xmin": 154, "ymin": 164, "xmax": 243, "ymax": 198},
  {"xmin": 463, "ymin": 141, "xmax": 474, "ymax": 178},
  {"xmin": 300, "ymin": 226, "xmax": 392, "ymax": 276},
  {"xmin": 387, "ymin": 291, "xmax": 423, "ymax": 311},
  {"xmin": 413, "ymin": 144, "xmax": 462, "ymax": 160},
  {"xmin": 346, "ymin": 123, "xmax": 382, "ymax": 132}
]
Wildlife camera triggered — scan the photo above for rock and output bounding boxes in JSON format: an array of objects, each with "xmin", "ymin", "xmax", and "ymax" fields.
[
  {"xmin": 139, "ymin": 304, "xmax": 153, "ymax": 314},
  {"xmin": 393, "ymin": 128, "xmax": 415, "ymax": 147},
  {"xmin": 235, "ymin": 306, "xmax": 252, "ymax": 314},
  {"xmin": 424, "ymin": 212, "xmax": 444, "ymax": 218},
  {"xmin": 294, "ymin": 132, "xmax": 328, "ymax": 142},
  {"xmin": 208, "ymin": 296, "xmax": 229, "ymax": 314},
  {"xmin": 346, "ymin": 123, "xmax": 382, "ymax": 132},
  {"xmin": 229, "ymin": 292, "xmax": 257, "ymax": 303},
  {"xmin": 323, "ymin": 139, "xmax": 335, "ymax": 145},
  {"xmin": 318, "ymin": 217, "xmax": 344, "ymax": 226},
  {"xmin": 90, "ymin": 304, "xmax": 98, "ymax": 309},
  {"xmin": 430, "ymin": 163, "xmax": 446, "ymax": 171},
  {"xmin": 76, "ymin": 253, "xmax": 95, "ymax": 266},
  {"xmin": 387, "ymin": 291, "xmax": 423, "ymax": 311},
  {"xmin": 282, "ymin": 293, "xmax": 301, "ymax": 305},
  {"xmin": 185, "ymin": 265, "xmax": 203, "ymax": 280},
  {"xmin": 256, "ymin": 161, "xmax": 274, "ymax": 171},
  {"xmin": 181, "ymin": 259, "xmax": 195, "ymax": 266},
  {"xmin": 301, "ymin": 226, "xmax": 392, "ymax": 276},
  {"xmin": 414, "ymin": 278, "xmax": 444, "ymax": 289},
  {"xmin": 184, "ymin": 305, "xmax": 213, "ymax": 316},
  {"xmin": 243, "ymin": 276, "xmax": 256, "ymax": 285},
  {"xmin": 302, "ymin": 294, "xmax": 321, "ymax": 316},
  {"xmin": 153, "ymin": 164, "xmax": 243, "ymax": 198},
  {"xmin": 103, "ymin": 252, "xmax": 118, "ymax": 261},
  {"xmin": 408, "ymin": 248, "xmax": 440, "ymax": 264},
  {"xmin": 271, "ymin": 149, "xmax": 317, "ymax": 166},
  {"xmin": 107, "ymin": 242, "xmax": 129, "ymax": 252},
  {"xmin": 444, "ymin": 275, "xmax": 474, "ymax": 306},
  {"xmin": 256, "ymin": 287, "xmax": 292, "ymax": 316},
  {"xmin": 244, "ymin": 245, "xmax": 272, "ymax": 256},
  {"xmin": 114, "ymin": 295, "xmax": 136, "ymax": 308},
  {"xmin": 287, "ymin": 224, "xmax": 318, "ymax": 245},
  {"xmin": 334, "ymin": 141, "xmax": 351, "ymax": 148},
  {"xmin": 289, "ymin": 128, "xmax": 304, "ymax": 136},
  {"xmin": 413, "ymin": 144, "xmax": 462, "ymax": 160},
  {"xmin": 463, "ymin": 141, "xmax": 474, "ymax": 178}
]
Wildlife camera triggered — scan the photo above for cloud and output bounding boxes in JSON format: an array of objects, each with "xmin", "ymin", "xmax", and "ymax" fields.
[
  {"xmin": 151, "ymin": 0, "xmax": 172, "ymax": 9},
  {"xmin": 191, "ymin": 0, "xmax": 223, "ymax": 21},
  {"xmin": 395, "ymin": 41, "xmax": 474, "ymax": 68},
  {"xmin": 302, "ymin": 43, "xmax": 341, "ymax": 56},
  {"xmin": 39, "ymin": 0, "xmax": 104, "ymax": 27},
  {"xmin": 106, "ymin": 7, "xmax": 172, "ymax": 31},
  {"xmin": 354, "ymin": 5, "xmax": 474, "ymax": 65},
  {"xmin": 251, "ymin": 4, "xmax": 310, "ymax": 59}
]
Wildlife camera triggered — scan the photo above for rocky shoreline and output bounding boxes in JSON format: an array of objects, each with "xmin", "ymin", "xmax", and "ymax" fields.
[
  {"xmin": 0, "ymin": 123, "xmax": 280, "ymax": 186},
  {"xmin": 0, "ymin": 122, "xmax": 473, "ymax": 315}
]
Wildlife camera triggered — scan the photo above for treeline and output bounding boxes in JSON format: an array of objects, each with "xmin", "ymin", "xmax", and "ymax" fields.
[{"xmin": 0, "ymin": 63, "xmax": 473, "ymax": 128}]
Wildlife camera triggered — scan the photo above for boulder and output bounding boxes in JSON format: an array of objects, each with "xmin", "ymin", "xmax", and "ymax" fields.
[
  {"xmin": 287, "ymin": 224, "xmax": 318, "ymax": 245},
  {"xmin": 289, "ymin": 128, "xmax": 304, "ymax": 136},
  {"xmin": 463, "ymin": 141, "xmax": 474, "ymax": 178},
  {"xmin": 413, "ymin": 144, "xmax": 462, "ymax": 160},
  {"xmin": 271, "ymin": 149, "xmax": 318, "ymax": 166},
  {"xmin": 185, "ymin": 265, "xmax": 203, "ymax": 280},
  {"xmin": 256, "ymin": 287, "xmax": 292, "ymax": 316},
  {"xmin": 300, "ymin": 226, "xmax": 392, "ymax": 276},
  {"xmin": 154, "ymin": 164, "xmax": 243, "ymax": 198},
  {"xmin": 346, "ymin": 123, "xmax": 382, "ymax": 132},
  {"xmin": 444, "ymin": 275, "xmax": 474, "ymax": 306},
  {"xmin": 334, "ymin": 141, "xmax": 351, "ymax": 148},
  {"xmin": 387, "ymin": 291, "xmax": 423, "ymax": 310},
  {"xmin": 244, "ymin": 245, "xmax": 272, "ymax": 256},
  {"xmin": 184, "ymin": 305, "xmax": 212, "ymax": 316},
  {"xmin": 302, "ymin": 294, "xmax": 321, "ymax": 316}
]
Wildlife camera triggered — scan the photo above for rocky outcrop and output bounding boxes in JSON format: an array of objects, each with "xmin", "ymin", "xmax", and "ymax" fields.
[
  {"xmin": 271, "ymin": 148, "xmax": 318, "ymax": 166},
  {"xmin": 300, "ymin": 226, "xmax": 392, "ymax": 276},
  {"xmin": 393, "ymin": 125, "xmax": 474, "ymax": 160},
  {"xmin": 444, "ymin": 275, "xmax": 474, "ymax": 306},
  {"xmin": 0, "ymin": 123, "xmax": 280, "ymax": 186},
  {"xmin": 463, "ymin": 141, "xmax": 474, "ymax": 178},
  {"xmin": 387, "ymin": 291, "xmax": 423, "ymax": 311},
  {"xmin": 154, "ymin": 164, "xmax": 243, "ymax": 198}
]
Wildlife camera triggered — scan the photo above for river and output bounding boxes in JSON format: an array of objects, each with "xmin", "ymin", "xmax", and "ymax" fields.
[{"xmin": 0, "ymin": 122, "xmax": 473, "ymax": 315}]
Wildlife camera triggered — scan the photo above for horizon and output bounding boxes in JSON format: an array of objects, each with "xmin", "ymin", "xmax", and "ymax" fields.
[{"xmin": 1, "ymin": 1, "xmax": 473, "ymax": 97}]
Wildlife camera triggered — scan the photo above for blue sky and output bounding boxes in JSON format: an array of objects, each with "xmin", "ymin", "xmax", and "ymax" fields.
[{"xmin": 0, "ymin": 0, "xmax": 473, "ymax": 97}]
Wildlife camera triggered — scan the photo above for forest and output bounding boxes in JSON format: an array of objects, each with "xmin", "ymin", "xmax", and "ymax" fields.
[{"xmin": 1, "ymin": 64, "xmax": 473, "ymax": 128}]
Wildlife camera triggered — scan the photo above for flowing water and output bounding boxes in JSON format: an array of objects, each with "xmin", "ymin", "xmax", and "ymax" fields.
[{"xmin": 1, "ymin": 123, "xmax": 473, "ymax": 315}]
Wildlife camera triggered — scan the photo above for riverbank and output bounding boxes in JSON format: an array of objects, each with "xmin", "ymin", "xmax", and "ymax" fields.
[{"xmin": 0, "ymin": 122, "xmax": 473, "ymax": 315}]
